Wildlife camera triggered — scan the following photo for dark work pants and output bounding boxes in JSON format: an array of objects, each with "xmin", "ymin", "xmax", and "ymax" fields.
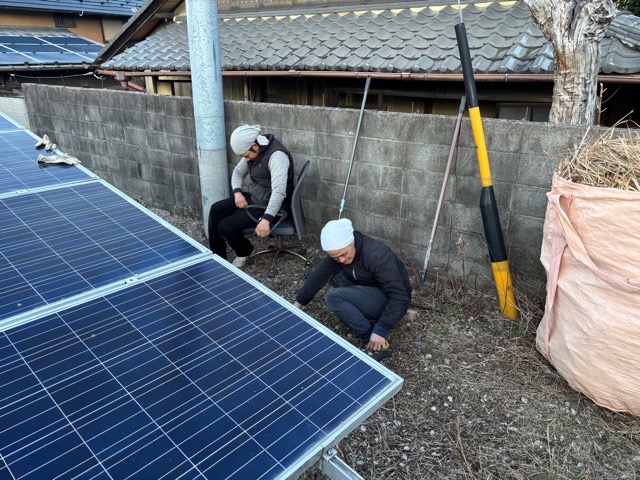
[
  {"xmin": 324, "ymin": 271, "xmax": 388, "ymax": 343},
  {"xmin": 208, "ymin": 195, "xmax": 258, "ymax": 259}
]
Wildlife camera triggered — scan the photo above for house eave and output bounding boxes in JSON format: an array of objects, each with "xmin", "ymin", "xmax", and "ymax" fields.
[{"xmin": 96, "ymin": 69, "xmax": 640, "ymax": 84}]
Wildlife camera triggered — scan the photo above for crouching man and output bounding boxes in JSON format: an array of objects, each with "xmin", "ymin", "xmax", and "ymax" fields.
[{"xmin": 294, "ymin": 218, "xmax": 412, "ymax": 361}]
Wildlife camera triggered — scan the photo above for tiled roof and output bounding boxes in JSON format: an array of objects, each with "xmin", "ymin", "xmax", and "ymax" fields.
[
  {"xmin": 0, "ymin": 27, "xmax": 103, "ymax": 70},
  {"xmin": 100, "ymin": 0, "xmax": 640, "ymax": 76},
  {"xmin": 0, "ymin": 0, "xmax": 144, "ymax": 16}
]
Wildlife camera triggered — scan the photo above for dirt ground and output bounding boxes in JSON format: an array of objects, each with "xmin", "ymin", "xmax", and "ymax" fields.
[{"xmin": 152, "ymin": 207, "xmax": 640, "ymax": 480}]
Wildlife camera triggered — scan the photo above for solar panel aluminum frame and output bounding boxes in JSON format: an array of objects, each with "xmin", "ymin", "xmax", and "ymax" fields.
[
  {"xmin": 207, "ymin": 256, "xmax": 404, "ymax": 480},
  {"xmin": 0, "ymin": 113, "xmax": 26, "ymax": 133}
]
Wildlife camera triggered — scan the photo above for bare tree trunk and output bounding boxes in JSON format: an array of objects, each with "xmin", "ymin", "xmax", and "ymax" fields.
[{"xmin": 524, "ymin": 0, "xmax": 615, "ymax": 125}]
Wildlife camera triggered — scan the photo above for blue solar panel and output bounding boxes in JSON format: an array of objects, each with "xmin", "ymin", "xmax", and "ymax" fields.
[
  {"xmin": 0, "ymin": 115, "xmax": 401, "ymax": 480},
  {"xmin": 0, "ymin": 114, "xmax": 21, "ymax": 132},
  {"xmin": 0, "ymin": 34, "xmax": 101, "ymax": 66},
  {"xmin": 0, "ymin": 129, "xmax": 92, "ymax": 195},
  {"xmin": 0, "ymin": 257, "xmax": 401, "ymax": 479},
  {"xmin": 0, "ymin": 181, "xmax": 205, "ymax": 321}
]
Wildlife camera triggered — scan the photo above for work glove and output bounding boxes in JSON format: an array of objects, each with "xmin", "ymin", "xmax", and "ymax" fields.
[
  {"xmin": 34, "ymin": 134, "xmax": 57, "ymax": 151},
  {"xmin": 37, "ymin": 153, "xmax": 81, "ymax": 165}
]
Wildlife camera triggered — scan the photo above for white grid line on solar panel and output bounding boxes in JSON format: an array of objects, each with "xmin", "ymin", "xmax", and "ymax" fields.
[
  {"xmin": 110, "ymin": 262, "xmax": 388, "ymax": 468},
  {"xmin": 1, "ymin": 322, "xmax": 207, "ymax": 479},
  {"xmin": 100, "ymin": 283, "xmax": 305, "ymax": 474},
  {"xmin": 0, "ymin": 182, "xmax": 204, "ymax": 322},
  {"xmin": 0, "ymin": 42, "xmax": 39, "ymax": 62},
  {"xmin": 38, "ymin": 36, "xmax": 96, "ymax": 62},
  {"xmin": 0, "ymin": 36, "xmax": 97, "ymax": 64},
  {"xmin": 1, "ymin": 258, "xmax": 400, "ymax": 480},
  {"xmin": 3, "ymin": 305, "xmax": 277, "ymax": 477},
  {"xmin": 0, "ymin": 334, "xmax": 121, "ymax": 479},
  {"xmin": 0, "ymin": 129, "xmax": 91, "ymax": 194}
]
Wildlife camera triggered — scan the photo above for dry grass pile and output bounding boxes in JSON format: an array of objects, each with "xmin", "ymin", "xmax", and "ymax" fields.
[{"xmin": 556, "ymin": 125, "xmax": 640, "ymax": 191}]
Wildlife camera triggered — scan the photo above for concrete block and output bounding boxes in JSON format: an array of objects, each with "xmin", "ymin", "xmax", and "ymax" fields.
[
  {"xmin": 355, "ymin": 187, "xmax": 401, "ymax": 215},
  {"xmin": 356, "ymin": 162, "xmax": 403, "ymax": 192},
  {"xmin": 316, "ymin": 157, "xmax": 349, "ymax": 184},
  {"xmin": 124, "ymin": 128, "xmax": 149, "ymax": 148},
  {"xmin": 148, "ymin": 181, "xmax": 176, "ymax": 205},
  {"xmin": 355, "ymin": 136, "xmax": 406, "ymax": 168},
  {"xmin": 452, "ymin": 146, "xmax": 480, "ymax": 177},
  {"xmin": 454, "ymin": 175, "xmax": 512, "ymax": 211},
  {"xmin": 511, "ymin": 184, "xmax": 549, "ymax": 218},
  {"xmin": 103, "ymin": 123, "xmax": 125, "ymax": 141},
  {"xmin": 120, "ymin": 108, "xmax": 146, "ymax": 127},
  {"xmin": 404, "ymin": 141, "xmax": 452, "ymax": 173},
  {"xmin": 316, "ymin": 132, "xmax": 352, "ymax": 159},
  {"xmin": 357, "ymin": 214, "xmax": 403, "ymax": 245},
  {"xmin": 450, "ymin": 204, "xmax": 485, "ymax": 236},
  {"xmin": 140, "ymin": 164, "xmax": 174, "ymax": 185},
  {"xmin": 516, "ymin": 153, "xmax": 557, "ymax": 188},
  {"xmin": 167, "ymin": 134, "xmax": 196, "ymax": 155},
  {"xmin": 282, "ymin": 128, "xmax": 319, "ymax": 156},
  {"xmin": 402, "ymin": 170, "xmax": 455, "ymax": 200},
  {"xmin": 167, "ymin": 153, "xmax": 199, "ymax": 176},
  {"xmin": 482, "ymin": 118, "xmax": 525, "ymax": 153},
  {"xmin": 486, "ymin": 150, "xmax": 521, "ymax": 183},
  {"xmin": 173, "ymin": 171, "xmax": 201, "ymax": 193},
  {"xmin": 519, "ymin": 122, "xmax": 584, "ymax": 156}
]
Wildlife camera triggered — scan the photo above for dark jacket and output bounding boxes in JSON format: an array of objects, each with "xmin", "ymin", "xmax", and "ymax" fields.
[
  {"xmin": 248, "ymin": 134, "xmax": 295, "ymax": 208},
  {"xmin": 296, "ymin": 231, "xmax": 412, "ymax": 335}
]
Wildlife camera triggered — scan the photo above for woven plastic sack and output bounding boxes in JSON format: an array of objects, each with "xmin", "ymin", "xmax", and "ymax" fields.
[{"xmin": 537, "ymin": 174, "xmax": 640, "ymax": 414}]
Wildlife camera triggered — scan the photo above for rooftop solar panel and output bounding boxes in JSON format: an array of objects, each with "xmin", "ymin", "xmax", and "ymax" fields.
[
  {"xmin": 0, "ymin": 34, "xmax": 101, "ymax": 66},
  {"xmin": 0, "ymin": 129, "xmax": 93, "ymax": 195},
  {"xmin": 0, "ymin": 181, "xmax": 207, "ymax": 322},
  {"xmin": 0, "ymin": 257, "xmax": 402, "ymax": 479}
]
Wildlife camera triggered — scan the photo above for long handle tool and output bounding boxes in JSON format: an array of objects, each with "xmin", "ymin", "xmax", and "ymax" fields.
[
  {"xmin": 339, "ymin": 75, "xmax": 372, "ymax": 218},
  {"xmin": 421, "ymin": 95, "xmax": 466, "ymax": 283},
  {"xmin": 455, "ymin": 9, "xmax": 519, "ymax": 318}
]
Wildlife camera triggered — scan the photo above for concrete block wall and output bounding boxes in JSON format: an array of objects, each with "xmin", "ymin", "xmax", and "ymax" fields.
[
  {"xmin": 24, "ymin": 84, "xmax": 591, "ymax": 300},
  {"xmin": 24, "ymin": 85, "xmax": 200, "ymax": 216}
]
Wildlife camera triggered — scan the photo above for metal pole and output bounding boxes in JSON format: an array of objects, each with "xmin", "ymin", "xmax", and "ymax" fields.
[
  {"xmin": 339, "ymin": 75, "xmax": 371, "ymax": 218},
  {"xmin": 421, "ymin": 95, "xmax": 466, "ymax": 282},
  {"xmin": 185, "ymin": 0, "xmax": 229, "ymax": 235}
]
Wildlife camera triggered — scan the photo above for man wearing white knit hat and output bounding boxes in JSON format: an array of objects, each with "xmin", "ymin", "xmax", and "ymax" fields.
[
  {"xmin": 208, "ymin": 124, "xmax": 294, "ymax": 267},
  {"xmin": 294, "ymin": 218, "xmax": 412, "ymax": 361}
]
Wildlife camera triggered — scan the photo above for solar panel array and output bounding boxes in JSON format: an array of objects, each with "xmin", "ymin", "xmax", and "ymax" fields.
[
  {"xmin": 0, "ymin": 113, "xmax": 403, "ymax": 479},
  {"xmin": 0, "ymin": 34, "xmax": 102, "ymax": 68}
]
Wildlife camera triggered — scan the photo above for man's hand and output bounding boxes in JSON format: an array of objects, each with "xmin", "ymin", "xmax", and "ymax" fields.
[
  {"xmin": 255, "ymin": 218, "xmax": 270, "ymax": 237},
  {"xmin": 293, "ymin": 301, "xmax": 302, "ymax": 309},
  {"xmin": 367, "ymin": 333, "xmax": 387, "ymax": 353},
  {"xmin": 234, "ymin": 192, "xmax": 248, "ymax": 209}
]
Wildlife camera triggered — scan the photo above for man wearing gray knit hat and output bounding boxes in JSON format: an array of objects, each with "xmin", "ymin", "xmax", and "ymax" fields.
[
  {"xmin": 208, "ymin": 124, "xmax": 295, "ymax": 267},
  {"xmin": 294, "ymin": 218, "xmax": 412, "ymax": 362}
]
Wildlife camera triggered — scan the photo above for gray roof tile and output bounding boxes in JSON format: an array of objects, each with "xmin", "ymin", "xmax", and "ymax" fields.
[{"xmin": 102, "ymin": 0, "xmax": 640, "ymax": 77}]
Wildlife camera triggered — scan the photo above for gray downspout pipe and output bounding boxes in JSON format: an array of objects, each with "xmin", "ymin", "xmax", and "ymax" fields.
[{"xmin": 185, "ymin": 0, "xmax": 228, "ymax": 236}]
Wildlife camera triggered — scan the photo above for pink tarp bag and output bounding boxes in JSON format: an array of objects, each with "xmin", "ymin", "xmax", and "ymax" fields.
[{"xmin": 537, "ymin": 174, "xmax": 640, "ymax": 414}]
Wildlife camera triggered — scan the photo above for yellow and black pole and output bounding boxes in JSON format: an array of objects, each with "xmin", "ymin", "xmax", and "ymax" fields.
[{"xmin": 454, "ymin": 19, "xmax": 519, "ymax": 319}]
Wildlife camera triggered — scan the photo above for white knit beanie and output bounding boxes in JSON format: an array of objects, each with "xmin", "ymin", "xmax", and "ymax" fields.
[
  {"xmin": 321, "ymin": 218, "xmax": 354, "ymax": 251},
  {"xmin": 230, "ymin": 124, "xmax": 269, "ymax": 155}
]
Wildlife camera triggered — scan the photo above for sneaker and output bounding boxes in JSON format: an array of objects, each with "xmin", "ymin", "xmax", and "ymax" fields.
[{"xmin": 232, "ymin": 256, "xmax": 248, "ymax": 268}]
